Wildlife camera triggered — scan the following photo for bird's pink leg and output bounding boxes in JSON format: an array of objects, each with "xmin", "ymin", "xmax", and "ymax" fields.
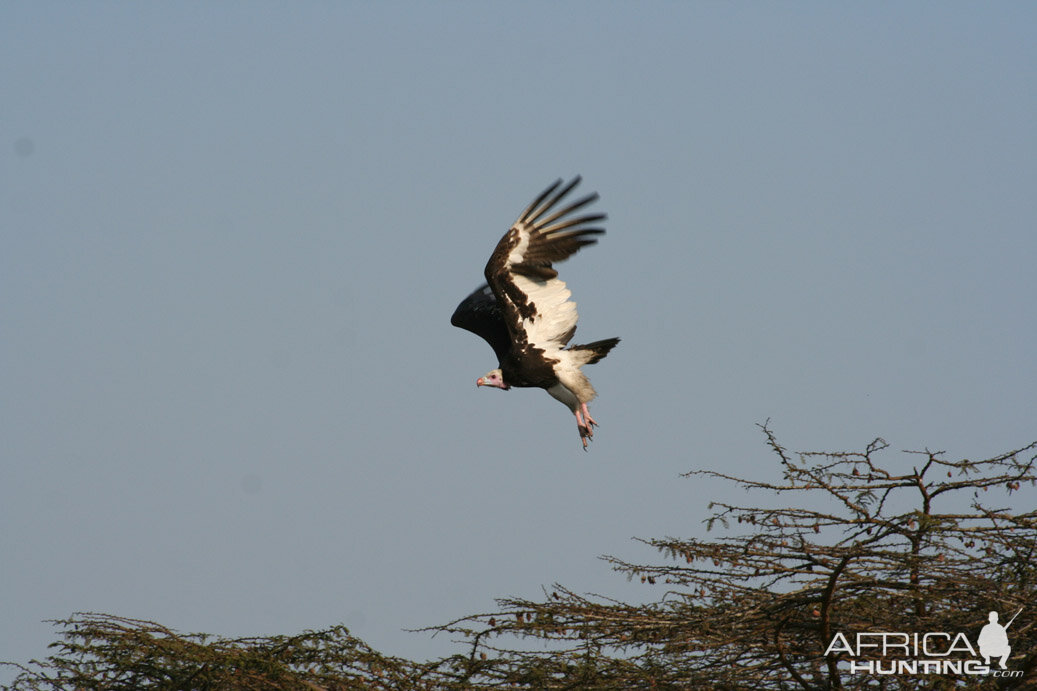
[
  {"xmin": 574, "ymin": 409, "xmax": 591, "ymax": 449},
  {"xmin": 580, "ymin": 402, "xmax": 598, "ymax": 431}
]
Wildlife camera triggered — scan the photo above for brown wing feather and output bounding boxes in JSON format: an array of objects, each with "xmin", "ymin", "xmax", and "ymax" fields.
[{"xmin": 484, "ymin": 176, "xmax": 606, "ymax": 344}]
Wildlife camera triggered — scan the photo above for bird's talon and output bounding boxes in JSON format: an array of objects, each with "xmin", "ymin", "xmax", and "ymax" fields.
[{"xmin": 580, "ymin": 403, "xmax": 599, "ymax": 429}]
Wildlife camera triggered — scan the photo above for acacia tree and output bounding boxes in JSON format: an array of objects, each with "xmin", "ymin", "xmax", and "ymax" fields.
[
  {"xmin": 430, "ymin": 426, "xmax": 1037, "ymax": 689},
  {"xmin": 1, "ymin": 614, "xmax": 446, "ymax": 691},
  {"xmin": 6, "ymin": 427, "xmax": 1036, "ymax": 690}
]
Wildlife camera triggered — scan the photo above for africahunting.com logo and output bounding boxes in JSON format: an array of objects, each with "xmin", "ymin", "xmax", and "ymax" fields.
[{"xmin": 824, "ymin": 608, "xmax": 1024, "ymax": 679}]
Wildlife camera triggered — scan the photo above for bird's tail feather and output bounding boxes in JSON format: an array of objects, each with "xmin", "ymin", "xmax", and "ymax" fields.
[{"xmin": 569, "ymin": 337, "xmax": 620, "ymax": 365}]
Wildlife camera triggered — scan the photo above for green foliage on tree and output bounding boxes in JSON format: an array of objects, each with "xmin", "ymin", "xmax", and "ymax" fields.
[
  {"xmin": 6, "ymin": 427, "xmax": 1036, "ymax": 690},
  {"xmin": 2, "ymin": 614, "xmax": 444, "ymax": 690}
]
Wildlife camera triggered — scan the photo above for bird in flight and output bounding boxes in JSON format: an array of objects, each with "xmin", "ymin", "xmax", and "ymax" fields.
[{"xmin": 451, "ymin": 177, "xmax": 619, "ymax": 449}]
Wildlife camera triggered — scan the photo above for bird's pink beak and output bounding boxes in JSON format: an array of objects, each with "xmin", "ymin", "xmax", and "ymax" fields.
[{"xmin": 476, "ymin": 377, "xmax": 485, "ymax": 387}]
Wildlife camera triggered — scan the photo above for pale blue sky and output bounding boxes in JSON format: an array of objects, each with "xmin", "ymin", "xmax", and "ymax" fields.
[{"xmin": 2, "ymin": 2, "xmax": 1035, "ymax": 679}]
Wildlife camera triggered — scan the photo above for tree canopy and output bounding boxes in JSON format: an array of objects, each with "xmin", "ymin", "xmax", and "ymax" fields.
[{"xmin": 6, "ymin": 427, "xmax": 1036, "ymax": 690}]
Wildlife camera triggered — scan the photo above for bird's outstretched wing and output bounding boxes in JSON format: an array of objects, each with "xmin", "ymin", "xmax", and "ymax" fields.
[
  {"xmin": 450, "ymin": 283, "xmax": 511, "ymax": 364},
  {"xmin": 483, "ymin": 176, "xmax": 606, "ymax": 353}
]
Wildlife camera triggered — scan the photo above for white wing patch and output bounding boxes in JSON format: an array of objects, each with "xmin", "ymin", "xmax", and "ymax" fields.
[
  {"xmin": 511, "ymin": 272, "xmax": 577, "ymax": 352},
  {"xmin": 506, "ymin": 225, "xmax": 531, "ymax": 266}
]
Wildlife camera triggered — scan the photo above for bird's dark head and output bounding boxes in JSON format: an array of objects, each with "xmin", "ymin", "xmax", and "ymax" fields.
[{"xmin": 476, "ymin": 369, "xmax": 510, "ymax": 390}]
